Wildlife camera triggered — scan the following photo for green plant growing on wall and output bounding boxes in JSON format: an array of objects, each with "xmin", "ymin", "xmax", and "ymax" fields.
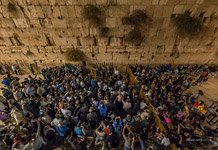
[
  {"xmin": 122, "ymin": 10, "xmax": 149, "ymax": 26},
  {"xmin": 82, "ymin": 4, "xmax": 103, "ymax": 27},
  {"xmin": 99, "ymin": 27, "xmax": 110, "ymax": 37},
  {"xmin": 174, "ymin": 11, "xmax": 203, "ymax": 35},
  {"xmin": 8, "ymin": 2, "xmax": 17, "ymax": 13},
  {"xmin": 64, "ymin": 48, "xmax": 86, "ymax": 61},
  {"xmin": 124, "ymin": 28, "xmax": 142, "ymax": 45}
]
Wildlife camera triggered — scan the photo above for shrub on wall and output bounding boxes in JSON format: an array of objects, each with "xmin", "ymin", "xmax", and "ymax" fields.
[
  {"xmin": 174, "ymin": 11, "xmax": 203, "ymax": 35},
  {"xmin": 65, "ymin": 48, "xmax": 86, "ymax": 61},
  {"xmin": 82, "ymin": 4, "xmax": 103, "ymax": 27},
  {"xmin": 99, "ymin": 27, "xmax": 110, "ymax": 37},
  {"xmin": 122, "ymin": 10, "xmax": 149, "ymax": 26},
  {"xmin": 8, "ymin": 2, "xmax": 17, "ymax": 13},
  {"xmin": 124, "ymin": 28, "xmax": 142, "ymax": 45}
]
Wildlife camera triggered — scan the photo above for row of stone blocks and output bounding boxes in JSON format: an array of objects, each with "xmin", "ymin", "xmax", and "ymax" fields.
[{"xmin": 0, "ymin": 0, "xmax": 208, "ymax": 6}]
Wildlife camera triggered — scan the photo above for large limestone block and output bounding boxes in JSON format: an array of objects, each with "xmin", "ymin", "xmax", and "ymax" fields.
[
  {"xmin": 0, "ymin": 18, "xmax": 15, "ymax": 28},
  {"xmin": 13, "ymin": 18, "xmax": 30, "ymax": 28},
  {"xmin": 98, "ymin": 46, "xmax": 107, "ymax": 53},
  {"xmin": 60, "ymin": 6, "xmax": 69, "ymax": 18},
  {"xmin": 29, "ymin": 19, "xmax": 42, "ymax": 28},
  {"xmin": 190, "ymin": 5, "xmax": 200, "ymax": 16},
  {"xmin": 1, "ymin": 0, "xmax": 9, "ymax": 5},
  {"xmin": 130, "ymin": 5, "xmax": 146, "ymax": 14},
  {"xmin": 152, "ymin": 0, "xmax": 159, "ymax": 5},
  {"xmin": 80, "ymin": 36, "xmax": 95, "ymax": 46},
  {"xmin": 55, "ymin": 0, "xmax": 66, "ymax": 5},
  {"xmin": 173, "ymin": 5, "xmax": 184, "ymax": 14},
  {"xmin": 35, "ymin": 6, "xmax": 45, "ymax": 18},
  {"xmin": 34, "ymin": 36, "xmax": 48, "ymax": 46},
  {"xmin": 212, "ymin": 37, "xmax": 218, "ymax": 46},
  {"xmin": 96, "ymin": 0, "xmax": 108, "ymax": 5},
  {"xmin": 98, "ymin": 38, "xmax": 109, "ymax": 46},
  {"xmin": 117, "ymin": 0, "xmax": 128, "ymax": 5},
  {"xmin": 110, "ymin": 37, "xmax": 123, "ymax": 46},
  {"xmin": 67, "ymin": 6, "xmax": 76, "ymax": 18},
  {"xmin": 166, "ymin": 0, "xmax": 180, "ymax": 5},
  {"xmin": 95, "ymin": 53, "xmax": 113, "ymax": 62},
  {"xmin": 51, "ymin": 6, "xmax": 62, "ymax": 18},
  {"xmin": 38, "ymin": 0, "xmax": 49, "ymax": 5},
  {"xmin": 107, "ymin": 46, "xmax": 125, "ymax": 53},
  {"xmin": 108, "ymin": 6, "xmax": 129, "ymax": 17},
  {"xmin": 109, "ymin": 27, "xmax": 124, "ymax": 37},
  {"xmin": 215, "ymin": 28, "xmax": 218, "ymax": 36},
  {"xmin": 39, "ymin": 18, "xmax": 53, "ymax": 28},
  {"xmin": 25, "ymin": 0, "xmax": 39, "ymax": 5},
  {"xmin": 51, "ymin": 18, "xmax": 67, "ymax": 28},
  {"xmin": 162, "ymin": 6, "xmax": 174, "ymax": 17},
  {"xmin": 0, "ymin": 6, "xmax": 10, "ymax": 18},
  {"xmin": 21, "ymin": 37, "xmax": 36, "ymax": 46},
  {"xmin": 159, "ymin": 0, "xmax": 168, "ymax": 5},
  {"xmin": 154, "ymin": 5, "xmax": 164, "ymax": 17},
  {"xmin": 71, "ymin": 28, "xmax": 82, "ymax": 36},
  {"xmin": 56, "ymin": 29, "xmax": 73, "ymax": 37},
  {"xmin": 66, "ymin": 18, "xmax": 82, "ymax": 28},
  {"xmin": 199, "ymin": 36, "xmax": 214, "ymax": 46},
  {"xmin": 0, "ymin": 28, "xmax": 10, "ymax": 37},
  {"xmin": 106, "ymin": 18, "xmax": 117, "ymax": 28},
  {"xmin": 146, "ymin": 5, "xmax": 155, "ymax": 16},
  {"xmin": 211, "ymin": 19, "xmax": 218, "ymax": 27},
  {"xmin": 42, "ymin": 6, "xmax": 52, "ymax": 18},
  {"xmin": 53, "ymin": 36, "xmax": 68, "ymax": 46},
  {"xmin": 196, "ymin": 0, "xmax": 205, "ymax": 4},
  {"xmin": 0, "ymin": 37, "xmax": 13, "ymax": 46},
  {"xmin": 66, "ymin": 37, "xmax": 78, "ymax": 46},
  {"xmin": 74, "ymin": 5, "xmax": 83, "ymax": 18},
  {"xmin": 27, "ymin": 6, "xmax": 38, "ymax": 18},
  {"xmin": 113, "ymin": 53, "xmax": 129, "ymax": 64},
  {"xmin": 48, "ymin": 0, "xmax": 56, "ymax": 5}
]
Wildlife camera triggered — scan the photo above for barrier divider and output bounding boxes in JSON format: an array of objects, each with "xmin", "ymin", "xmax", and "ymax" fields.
[
  {"xmin": 126, "ymin": 66, "xmax": 139, "ymax": 85},
  {"xmin": 126, "ymin": 66, "xmax": 177, "ymax": 150},
  {"xmin": 127, "ymin": 66, "xmax": 165, "ymax": 131}
]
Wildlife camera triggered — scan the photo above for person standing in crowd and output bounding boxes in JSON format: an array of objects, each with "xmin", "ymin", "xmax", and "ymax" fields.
[{"xmin": 11, "ymin": 64, "xmax": 19, "ymax": 75}]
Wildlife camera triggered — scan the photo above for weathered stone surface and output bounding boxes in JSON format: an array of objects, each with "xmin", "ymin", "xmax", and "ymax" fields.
[
  {"xmin": 95, "ymin": 0, "xmax": 107, "ymax": 5},
  {"xmin": 0, "ymin": 0, "xmax": 216, "ymax": 65},
  {"xmin": 13, "ymin": 18, "xmax": 30, "ymax": 28},
  {"xmin": 110, "ymin": 37, "xmax": 123, "ymax": 46},
  {"xmin": 106, "ymin": 17, "xmax": 117, "ymax": 28},
  {"xmin": 108, "ymin": 6, "xmax": 129, "ymax": 17},
  {"xmin": 173, "ymin": 5, "xmax": 184, "ymax": 14}
]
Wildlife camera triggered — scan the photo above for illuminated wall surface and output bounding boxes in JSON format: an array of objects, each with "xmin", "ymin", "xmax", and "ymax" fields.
[{"xmin": 0, "ymin": 0, "xmax": 217, "ymax": 65}]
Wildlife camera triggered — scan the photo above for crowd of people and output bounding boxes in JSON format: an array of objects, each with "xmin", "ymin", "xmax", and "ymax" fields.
[
  {"xmin": 0, "ymin": 64, "xmax": 171, "ymax": 150},
  {"xmin": 0, "ymin": 63, "xmax": 217, "ymax": 150},
  {"xmin": 130, "ymin": 64, "xmax": 218, "ymax": 149}
]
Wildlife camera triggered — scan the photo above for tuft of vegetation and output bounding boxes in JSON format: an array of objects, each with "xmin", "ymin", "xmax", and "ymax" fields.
[
  {"xmin": 124, "ymin": 28, "xmax": 142, "ymax": 45},
  {"xmin": 122, "ymin": 10, "xmax": 149, "ymax": 26},
  {"xmin": 99, "ymin": 27, "xmax": 110, "ymax": 37},
  {"xmin": 82, "ymin": 4, "xmax": 103, "ymax": 27},
  {"xmin": 174, "ymin": 11, "xmax": 203, "ymax": 35},
  {"xmin": 8, "ymin": 2, "xmax": 17, "ymax": 13},
  {"xmin": 64, "ymin": 48, "xmax": 86, "ymax": 61},
  {"xmin": 25, "ymin": 50, "xmax": 34, "ymax": 57}
]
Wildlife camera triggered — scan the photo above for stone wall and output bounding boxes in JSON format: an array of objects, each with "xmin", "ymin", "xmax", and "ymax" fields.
[{"xmin": 0, "ymin": 0, "xmax": 217, "ymax": 67}]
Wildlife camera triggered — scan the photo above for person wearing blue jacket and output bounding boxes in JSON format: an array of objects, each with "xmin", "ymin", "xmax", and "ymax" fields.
[
  {"xmin": 2, "ymin": 77, "xmax": 10, "ymax": 89},
  {"xmin": 55, "ymin": 122, "xmax": 69, "ymax": 137},
  {"xmin": 113, "ymin": 116, "xmax": 122, "ymax": 136},
  {"xmin": 98, "ymin": 101, "xmax": 107, "ymax": 119}
]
